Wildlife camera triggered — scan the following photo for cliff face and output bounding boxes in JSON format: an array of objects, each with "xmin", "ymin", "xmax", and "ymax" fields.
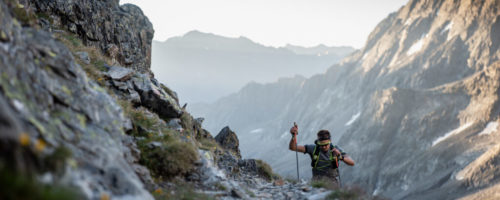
[
  {"xmin": 191, "ymin": 0, "xmax": 500, "ymax": 199},
  {"xmin": 30, "ymin": 0, "xmax": 154, "ymax": 73}
]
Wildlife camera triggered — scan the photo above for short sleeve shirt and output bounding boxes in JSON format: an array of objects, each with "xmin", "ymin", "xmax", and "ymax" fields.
[{"xmin": 304, "ymin": 144, "xmax": 347, "ymax": 178}]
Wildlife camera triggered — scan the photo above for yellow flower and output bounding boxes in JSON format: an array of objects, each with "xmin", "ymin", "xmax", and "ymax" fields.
[
  {"xmin": 34, "ymin": 139, "xmax": 46, "ymax": 152},
  {"xmin": 100, "ymin": 193, "xmax": 110, "ymax": 200},
  {"xmin": 154, "ymin": 188, "xmax": 163, "ymax": 194},
  {"xmin": 19, "ymin": 133, "xmax": 30, "ymax": 146}
]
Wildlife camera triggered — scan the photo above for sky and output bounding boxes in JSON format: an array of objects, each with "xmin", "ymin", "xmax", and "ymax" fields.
[{"xmin": 120, "ymin": 0, "xmax": 409, "ymax": 49}]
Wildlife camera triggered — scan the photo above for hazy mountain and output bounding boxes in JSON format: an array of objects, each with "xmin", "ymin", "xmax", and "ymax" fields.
[
  {"xmin": 190, "ymin": 0, "xmax": 500, "ymax": 199},
  {"xmin": 151, "ymin": 30, "xmax": 355, "ymax": 104}
]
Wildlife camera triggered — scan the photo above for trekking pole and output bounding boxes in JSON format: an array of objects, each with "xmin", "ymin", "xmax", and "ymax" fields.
[
  {"xmin": 294, "ymin": 122, "xmax": 300, "ymax": 181},
  {"xmin": 338, "ymin": 170, "xmax": 342, "ymax": 188}
]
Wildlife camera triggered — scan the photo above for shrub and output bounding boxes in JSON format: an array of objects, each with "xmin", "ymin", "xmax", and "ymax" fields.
[
  {"xmin": 255, "ymin": 159, "xmax": 281, "ymax": 181},
  {"xmin": 139, "ymin": 140, "xmax": 198, "ymax": 179}
]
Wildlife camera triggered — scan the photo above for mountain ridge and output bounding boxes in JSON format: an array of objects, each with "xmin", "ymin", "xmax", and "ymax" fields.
[{"xmin": 152, "ymin": 30, "xmax": 355, "ymax": 104}]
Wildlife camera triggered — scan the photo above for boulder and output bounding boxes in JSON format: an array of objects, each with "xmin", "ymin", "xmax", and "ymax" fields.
[
  {"xmin": 107, "ymin": 65, "xmax": 134, "ymax": 81},
  {"xmin": 215, "ymin": 126, "xmax": 241, "ymax": 159},
  {"xmin": 132, "ymin": 73, "xmax": 182, "ymax": 119},
  {"xmin": 75, "ymin": 51, "xmax": 90, "ymax": 64}
]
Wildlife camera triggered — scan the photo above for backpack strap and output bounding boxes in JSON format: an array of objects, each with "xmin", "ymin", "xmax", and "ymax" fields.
[{"xmin": 311, "ymin": 144, "xmax": 340, "ymax": 169}]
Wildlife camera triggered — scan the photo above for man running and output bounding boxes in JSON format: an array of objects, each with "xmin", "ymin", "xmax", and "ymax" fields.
[{"xmin": 289, "ymin": 124, "xmax": 355, "ymax": 186}]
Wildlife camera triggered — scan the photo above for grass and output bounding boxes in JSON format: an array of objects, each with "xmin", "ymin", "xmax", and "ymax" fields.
[
  {"xmin": 311, "ymin": 177, "xmax": 339, "ymax": 190},
  {"xmin": 255, "ymin": 159, "xmax": 281, "ymax": 181},
  {"xmin": 139, "ymin": 139, "xmax": 198, "ymax": 179},
  {"xmin": 53, "ymin": 30, "xmax": 112, "ymax": 86},
  {"xmin": 0, "ymin": 165, "xmax": 81, "ymax": 200},
  {"xmin": 198, "ymin": 137, "xmax": 218, "ymax": 151}
]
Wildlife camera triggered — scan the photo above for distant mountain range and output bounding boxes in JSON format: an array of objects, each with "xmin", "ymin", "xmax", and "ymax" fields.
[
  {"xmin": 190, "ymin": 0, "xmax": 500, "ymax": 199},
  {"xmin": 151, "ymin": 30, "xmax": 354, "ymax": 104}
]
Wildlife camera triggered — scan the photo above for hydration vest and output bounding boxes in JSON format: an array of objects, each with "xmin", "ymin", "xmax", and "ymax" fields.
[{"xmin": 310, "ymin": 143, "xmax": 341, "ymax": 169}]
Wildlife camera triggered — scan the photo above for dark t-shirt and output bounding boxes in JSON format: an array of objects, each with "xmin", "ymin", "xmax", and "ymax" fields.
[{"xmin": 304, "ymin": 144, "xmax": 346, "ymax": 178}]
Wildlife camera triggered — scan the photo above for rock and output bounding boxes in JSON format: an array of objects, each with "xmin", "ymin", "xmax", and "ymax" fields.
[
  {"xmin": 302, "ymin": 187, "xmax": 311, "ymax": 192},
  {"xmin": 215, "ymin": 126, "xmax": 241, "ymax": 159},
  {"xmin": 166, "ymin": 118, "xmax": 183, "ymax": 132},
  {"xmin": 238, "ymin": 159, "xmax": 258, "ymax": 174},
  {"xmin": 132, "ymin": 74, "xmax": 182, "ymax": 119},
  {"xmin": 231, "ymin": 189, "xmax": 244, "ymax": 198},
  {"xmin": 107, "ymin": 65, "xmax": 134, "ymax": 81},
  {"xmin": 194, "ymin": 117, "xmax": 204, "ymax": 125},
  {"xmin": 75, "ymin": 51, "xmax": 90, "ymax": 64},
  {"xmin": 30, "ymin": 0, "xmax": 154, "ymax": 72},
  {"xmin": 273, "ymin": 179, "xmax": 285, "ymax": 186},
  {"xmin": 0, "ymin": 1, "xmax": 153, "ymax": 198}
]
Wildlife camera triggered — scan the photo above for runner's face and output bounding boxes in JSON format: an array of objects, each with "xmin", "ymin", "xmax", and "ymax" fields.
[{"xmin": 319, "ymin": 140, "xmax": 330, "ymax": 152}]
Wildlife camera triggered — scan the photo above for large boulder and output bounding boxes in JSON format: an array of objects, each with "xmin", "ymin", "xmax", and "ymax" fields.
[
  {"xmin": 215, "ymin": 126, "xmax": 241, "ymax": 159},
  {"xmin": 132, "ymin": 73, "xmax": 182, "ymax": 119},
  {"xmin": 29, "ymin": 0, "xmax": 154, "ymax": 73}
]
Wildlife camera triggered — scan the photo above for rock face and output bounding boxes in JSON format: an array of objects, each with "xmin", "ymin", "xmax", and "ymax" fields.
[
  {"xmin": 0, "ymin": 1, "xmax": 153, "ymax": 199},
  {"xmin": 30, "ymin": 0, "xmax": 154, "ymax": 73},
  {"xmin": 191, "ymin": 0, "xmax": 500, "ymax": 199},
  {"xmin": 215, "ymin": 126, "xmax": 241, "ymax": 159}
]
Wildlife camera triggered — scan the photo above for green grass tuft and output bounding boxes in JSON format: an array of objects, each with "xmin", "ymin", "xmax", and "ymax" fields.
[
  {"xmin": 0, "ymin": 167, "xmax": 82, "ymax": 200},
  {"xmin": 255, "ymin": 159, "xmax": 281, "ymax": 181}
]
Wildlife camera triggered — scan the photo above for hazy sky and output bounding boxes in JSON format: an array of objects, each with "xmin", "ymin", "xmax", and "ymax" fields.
[{"xmin": 121, "ymin": 0, "xmax": 408, "ymax": 49}]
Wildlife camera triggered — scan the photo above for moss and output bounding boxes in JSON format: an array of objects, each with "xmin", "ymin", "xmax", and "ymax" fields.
[
  {"xmin": 28, "ymin": 116, "xmax": 46, "ymax": 135},
  {"xmin": 75, "ymin": 114, "xmax": 86, "ymax": 129},
  {"xmin": 0, "ymin": 167, "xmax": 82, "ymax": 200},
  {"xmin": 8, "ymin": 1, "xmax": 37, "ymax": 26},
  {"xmin": 61, "ymin": 85, "xmax": 71, "ymax": 96}
]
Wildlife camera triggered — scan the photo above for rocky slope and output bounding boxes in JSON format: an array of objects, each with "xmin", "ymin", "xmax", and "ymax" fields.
[
  {"xmin": 152, "ymin": 30, "xmax": 355, "ymax": 104},
  {"xmin": 191, "ymin": 0, "xmax": 500, "ymax": 199},
  {"xmin": 0, "ymin": 0, "xmax": 376, "ymax": 199}
]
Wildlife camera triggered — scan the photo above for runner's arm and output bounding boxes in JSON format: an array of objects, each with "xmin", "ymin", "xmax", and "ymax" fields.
[
  {"xmin": 342, "ymin": 155, "xmax": 355, "ymax": 166},
  {"xmin": 289, "ymin": 134, "xmax": 306, "ymax": 153}
]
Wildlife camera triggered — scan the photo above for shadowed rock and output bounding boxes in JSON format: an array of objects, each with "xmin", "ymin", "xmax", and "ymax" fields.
[{"xmin": 215, "ymin": 126, "xmax": 241, "ymax": 159}]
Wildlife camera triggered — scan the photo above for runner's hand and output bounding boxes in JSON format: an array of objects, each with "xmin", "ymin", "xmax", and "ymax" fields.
[
  {"xmin": 290, "ymin": 124, "xmax": 298, "ymax": 136},
  {"xmin": 332, "ymin": 148, "xmax": 341, "ymax": 156}
]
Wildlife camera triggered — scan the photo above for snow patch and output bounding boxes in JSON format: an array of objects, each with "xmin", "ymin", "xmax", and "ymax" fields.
[
  {"xmin": 345, "ymin": 112, "xmax": 361, "ymax": 126},
  {"xmin": 250, "ymin": 128, "xmax": 263, "ymax": 134},
  {"xmin": 432, "ymin": 122, "xmax": 474, "ymax": 147},
  {"xmin": 407, "ymin": 34, "xmax": 427, "ymax": 55},
  {"xmin": 441, "ymin": 21, "xmax": 453, "ymax": 34},
  {"xmin": 404, "ymin": 17, "xmax": 412, "ymax": 25},
  {"xmin": 479, "ymin": 122, "xmax": 498, "ymax": 135}
]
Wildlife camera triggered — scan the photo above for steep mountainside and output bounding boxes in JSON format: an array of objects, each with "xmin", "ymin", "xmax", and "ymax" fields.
[
  {"xmin": 152, "ymin": 31, "xmax": 354, "ymax": 103},
  {"xmin": 191, "ymin": 0, "xmax": 500, "ymax": 199},
  {"xmin": 0, "ymin": 0, "xmax": 378, "ymax": 199}
]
